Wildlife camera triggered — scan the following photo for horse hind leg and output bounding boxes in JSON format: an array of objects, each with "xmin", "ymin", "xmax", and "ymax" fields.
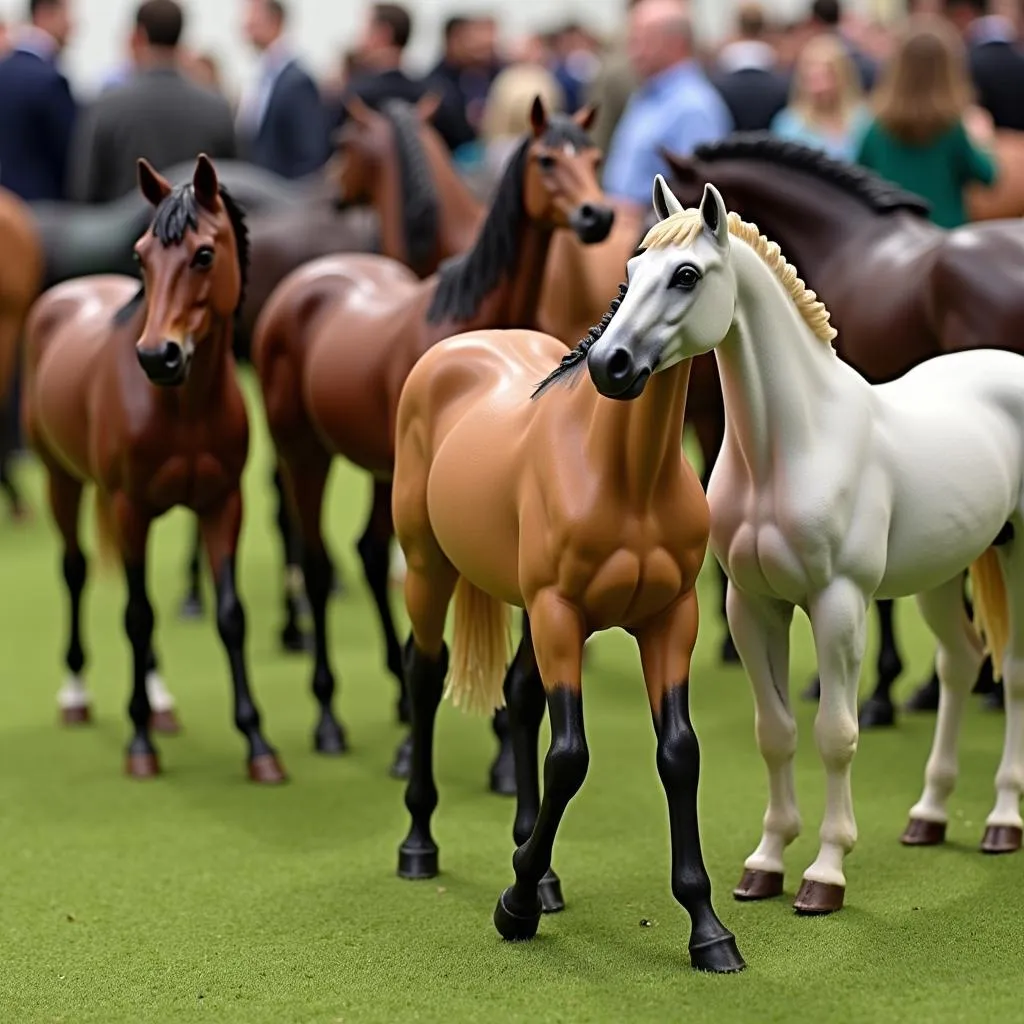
[{"xmin": 901, "ymin": 574, "xmax": 984, "ymax": 847}]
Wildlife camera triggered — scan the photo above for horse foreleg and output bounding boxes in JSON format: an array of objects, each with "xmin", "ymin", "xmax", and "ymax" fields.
[
  {"xmin": 274, "ymin": 466, "xmax": 310, "ymax": 653},
  {"xmin": 493, "ymin": 589, "xmax": 587, "ymax": 943},
  {"xmin": 145, "ymin": 646, "xmax": 180, "ymax": 735},
  {"xmin": 902, "ymin": 575, "xmax": 984, "ymax": 846},
  {"xmin": 726, "ymin": 585, "xmax": 799, "ymax": 900},
  {"xmin": 799, "ymin": 578, "xmax": 868, "ymax": 915},
  {"xmin": 200, "ymin": 489, "xmax": 286, "ymax": 783},
  {"xmin": 638, "ymin": 592, "xmax": 744, "ymax": 974}
]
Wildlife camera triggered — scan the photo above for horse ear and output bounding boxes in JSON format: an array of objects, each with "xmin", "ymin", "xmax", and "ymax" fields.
[
  {"xmin": 137, "ymin": 158, "xmax": 172, "ymax": 207},
  {"xmin": 529, "ymin": 95, "xmax": 548, "ymax": 137},
  {"xmin": 573, "ymin": 104, "xmax": 598, "ymax": 132},
  {"xmin": 415, "ymin": 92, "xmax": 441, "ymax": 124},
  {"xmin": 700, "ymin": 182, "xmax": 730, "ymax": 249},
  {"xmin": 652, "ymin": 174, "xmax": 684, "ymax": 221},
  {"xmin": 193, "ymin": 153, "xmax": 219, "ymax": 211}
]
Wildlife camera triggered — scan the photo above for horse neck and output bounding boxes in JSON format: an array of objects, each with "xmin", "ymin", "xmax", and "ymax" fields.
[
  {"xmin": 373, "ymin": 152, "xmax": 408, "ymax": 265},
  {"xmin": 421, "ymin": 129, "xmax": 482, "ymax": 257},
  {"xmin": 715, "ymin": 242, "xmax": 841, "ymax": 479},
  {"xmin": 584, "ymin": 357, "xmax": 690, "ymax": 508},
  {"xmin": 164, "ymin": 315, "xmax": 235, "ymax": 415},
  {"xmin": 490, "ymin": 218, "xmax": 555, "ymax": 329}
]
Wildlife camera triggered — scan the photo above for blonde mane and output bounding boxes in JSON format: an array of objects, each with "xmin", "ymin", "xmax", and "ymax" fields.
[{"xmin": 640, "ymin": 209, "xmax": 838, "ymax": 344}]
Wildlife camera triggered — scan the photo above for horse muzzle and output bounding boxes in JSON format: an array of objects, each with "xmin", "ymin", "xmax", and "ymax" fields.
[
  {"xmin": 138, "ymin": 339, "xmax": 189, "ymax": 387},
  {"xmin": 569, "ymin": 202, "xmax": 615, "ymax": 245},
  {"xmin": 587, "ymin": 344, "xmax": 653, "ymax": 400}
]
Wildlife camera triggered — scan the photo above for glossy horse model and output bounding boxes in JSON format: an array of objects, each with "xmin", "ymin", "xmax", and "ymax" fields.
[
  {"xmin": 668, "ymin": 134, "xmax": 1024, "ymax": 726},
  {"xmin": 586, "ymin": 179, "xmax": 1024, "ymax": 916},
  {"xmin": 389, "ymin": 181, "xmax": 744, "ymax": 975},
  {"xmin": 23, "ymin": 156, "xmax": 285, "ymax": 783},
  {"xmin": 252, "ymin": 100, "xmax": 614, "ymax": 789},
  {"xmin": 0, "ymin": 186, "xmax": 45, "ymax": 518}
]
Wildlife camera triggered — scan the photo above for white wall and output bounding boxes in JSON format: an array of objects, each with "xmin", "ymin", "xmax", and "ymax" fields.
[{"xmin": 1, "ymin": 0, "xmax": 883, "ymax": 98}]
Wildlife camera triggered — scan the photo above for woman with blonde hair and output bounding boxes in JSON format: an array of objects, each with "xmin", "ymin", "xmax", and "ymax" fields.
[
  {"xmin": 770, "ymin": 32, "xmax": 870, "ymax": 161},
  {"xmin": 856, "ymin": 14, "xmax": 996, "ymax": 229}
]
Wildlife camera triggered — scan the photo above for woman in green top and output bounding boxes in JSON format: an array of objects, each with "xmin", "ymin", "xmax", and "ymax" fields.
[{"xmin": 856, "ymin": 14, "xmax": 997, "ymax": 230}]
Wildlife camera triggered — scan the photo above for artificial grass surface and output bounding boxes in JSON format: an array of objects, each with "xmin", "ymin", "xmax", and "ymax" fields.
[{"xmin": 0, "ymin": 371, "xmax": 1018, "ymax": 1024}]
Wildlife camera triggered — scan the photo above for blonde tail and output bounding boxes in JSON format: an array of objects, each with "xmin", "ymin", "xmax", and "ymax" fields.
[
  {"xmin": 93, "ymin": 488, "xmax": 119, "ymax": 572},
  {"xmin": 970, "ymin": 547, "xmax": 1008, "ymax": 682},
  {"xmin": 447, "ymin": 576, "xmax": 511, "ymax": 715}
]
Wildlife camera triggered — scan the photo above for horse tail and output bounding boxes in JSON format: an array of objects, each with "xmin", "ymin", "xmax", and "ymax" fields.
[
  {"xmin": 448, "ymin": 576, "xmax": 510, "ymax": 715},
  {"xmin": 93, "ymin": 488, "xmax": 119, "ymax": 572},
  {"xmin": 970, "ymin": 547, "xmax": 1008, "ymax": 682}
]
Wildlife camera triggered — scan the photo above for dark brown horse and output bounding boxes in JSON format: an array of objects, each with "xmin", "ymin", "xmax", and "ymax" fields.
[
  {"xmin": 252, "ymin": 99, "xmax": 614, "ymax": 791},
  {"xmin": 667, "ymin": 133, "xmax": 1024, "ymax": 726},
  {"xmin": 23, "ymin": 155, "xmax": 285, "ymax": 782}
]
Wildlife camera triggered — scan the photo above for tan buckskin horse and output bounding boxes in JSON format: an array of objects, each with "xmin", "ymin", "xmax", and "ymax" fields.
[
  {"xmin": 23, "ymin": 156, "xmax": 284, "ymax": 783},
  {"xmin": 253, "ymin": 99, "xmax": 614, "ymax": 796},
  {"xmin": 389, "ymin": 181, "xmax": 745, "ymax": 974},
  {"xmin": 0, "ymin": 186, "xmax": 44, "ymax": 516}
]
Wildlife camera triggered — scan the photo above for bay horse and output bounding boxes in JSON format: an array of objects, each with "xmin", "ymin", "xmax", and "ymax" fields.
[
  {"xmin": 0, "ymin": 185, "xmax": 44, "ymax": 518},
  {"xmin": 667, "ymin": 133, "xmax": 1024, "ymax": 726},
  {"xmin": 22, "ymin": 155, "xmax": 285, "ymax": 783},
  {"xmin": 252, "ymin": 99, "xmax": 614, "ymax": 792},
  {"xmin": 585, "ymin": 178, "xmax": 1024, "ymax": 915},
  {"xmin": 388, "ymin": 180, "xmax": 745, "ymax": 974}
]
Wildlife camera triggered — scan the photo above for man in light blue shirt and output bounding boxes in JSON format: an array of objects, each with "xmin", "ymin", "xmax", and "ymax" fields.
[{"xmin": 603, "ymin": 0, "xmax": 732, "ymax": 208}]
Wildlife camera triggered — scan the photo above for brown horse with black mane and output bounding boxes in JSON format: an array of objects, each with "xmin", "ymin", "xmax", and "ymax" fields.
[
  {"xmin": 668, "ymin": 132, "xmax": 1024, "ymax": 726},
  {"xmin": 253, "ymin": 99, "xmax": 614, "ymax": 793},
  {"xmin": 23, "ymin": 155, "xmax": 284, "ymax": 783}
]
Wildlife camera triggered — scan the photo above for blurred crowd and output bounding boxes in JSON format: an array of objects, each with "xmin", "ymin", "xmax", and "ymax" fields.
[{"xmin": 0, "ymin": 0, "xmax": 1022, "ymax": 233}]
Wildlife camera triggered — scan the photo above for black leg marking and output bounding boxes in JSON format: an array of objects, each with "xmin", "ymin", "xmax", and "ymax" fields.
[
  {"xmin": 124, "ymin": 562, "xmax": 158, "ymax": 774},
  {"xmin": 859, "ymin": 600, "xmax": 900, "ymax": 728},
  {"xmin": 275, "ymin": 468, "xmax": 308, "ymax": 652},
  {"xmin": 180, "ymin": 520, "xmax": 204, "ymax": 619},
  {"xmin": 304, "ymin": 547, "xmax": 346, "ymax": 754},
  {"xmin": 63, "ymin": 550, "xmax": 87, "ymax": 676}
]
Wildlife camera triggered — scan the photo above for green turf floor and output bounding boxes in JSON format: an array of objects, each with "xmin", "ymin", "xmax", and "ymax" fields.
[{"xmin": 0, "ymin": 371, "xmax": 1019, "ymax": 1023}]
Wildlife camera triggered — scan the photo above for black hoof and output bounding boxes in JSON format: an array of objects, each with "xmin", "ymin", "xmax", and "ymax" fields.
[
  {"xmin": 389, "ymin": 734, "xmax": 412, "ymax": 780},
  {"xmin": 489, "ymin": 746, "xmax": 517, "ymax": 797},
  {"xmin": 539, "ymin": 870, "xmax": 565, "ymax": 914},
  {"xmin": 395, "ymin": 693, "xmax": 411, "ymax": 726},
  {"xmin": 984, "ymin": 681, "xmax": 1004, "ymax": 712},
  {"xmin": 398, "ymin": 841, "xmax": 438, "ymax": 879},
  {"xmin": 313, "ymin": 715, "xmax": 348, "ymax": 755},
  {"xmin": 493, "ymin": 887, "xmax": 541, "ymax": 942},
  {"xmin": 179, "ymin": 594, "xmax": 203, "ymax": 621},
  {"xmin": 280, "ymin": 623, "xmax": 313, "ymax": 654},
  {"xmin": 905, "ymin": 673, "xmax": 939, "ymax": 712},
  {"xmin": 858, "ymin": 695, "xmax": 895, "ymax": 729},
  {"xmin": 690, "ymin": 933, "xmax": 746, "ymax": 974},
  {"xmin": 721, "ymin": 633, "xmax": 741, "ymax": 665},
  {"xmin": 802, "ymin": 676, "xmax": 821, "ymax": 702}
]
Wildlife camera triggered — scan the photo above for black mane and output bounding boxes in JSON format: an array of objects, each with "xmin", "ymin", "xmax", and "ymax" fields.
[
  {"xmin": 381, "ymin": 100, "xmax": 439, "ymax": 278},
  {"xmin": 113, "ymin": 182, "xmax": 251, "ymax": 326},
  {"xmin": 426, "ymin": 114, "xmax": 594, "ymax": 326},
  {"xmin": 532, "ymin": 282, "xmax": 629, "ymax": 399},
  {"xmin": 692, "ymin": 133, "xmax": 932, "ymax": 217}
]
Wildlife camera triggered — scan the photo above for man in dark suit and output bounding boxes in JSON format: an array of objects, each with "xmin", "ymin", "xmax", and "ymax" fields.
[
  {"xmin": 947, "ymin": 0, "xmax": 1024, "ymax": 130},
  {"xmin": 238, "ymin": 0, "xmax": 330, "ymax": 179},
  {"xmin": 712, "ymin": 2, "xmax": 790, "ymax": 132},
  {"xmin": 0, "ymin": 0, "xmax": 77, "ymax": 201},
  {"xmin": 68, "ymin": 0, "xmax": 236, "ymax": 204}
]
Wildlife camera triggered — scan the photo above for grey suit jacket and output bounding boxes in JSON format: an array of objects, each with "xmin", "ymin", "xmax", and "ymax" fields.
[{"xmin": 68, "ymin": 65, "xmax": 237, "ymax": 204}]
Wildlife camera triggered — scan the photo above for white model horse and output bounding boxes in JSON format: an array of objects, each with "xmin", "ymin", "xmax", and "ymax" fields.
[{"xmin": 575, "ymin": 176, "xmax": 1022, "ymax": 914}]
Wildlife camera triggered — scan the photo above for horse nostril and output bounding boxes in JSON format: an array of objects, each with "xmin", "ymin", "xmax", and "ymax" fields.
[
  {"xmin": 607, "ymin": 348, "xmax": 633, "ymax": 382},
  {"xmin": 162, "ymin": 341, "xmax": 183, "ymax": 370},
  {"xmin": 578, "ymin": 202, "xmax": 596, "ymax": 221}
]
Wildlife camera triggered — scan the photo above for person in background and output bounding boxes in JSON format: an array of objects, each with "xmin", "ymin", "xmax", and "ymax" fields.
[
  {"xmin": 857, "ymin": 15, "xmax": 996, "ymax": 229},
  {"xmin": 0, "ymin": 0, "xmax": 76, "ymax": 202},
  {"xmin": 807, "ymin": 0, "xmax": 877, "ymax": 90},
  {"xmin": 770, "ymin": 32, "xmax": 870, "ymax": 162},
  {"xmin": 603, "ymin": 0, "xmax": 731, "ymax": 209},
  {"xmin": 238, "ymin": 0, "xmax": 330, "ymax": 179},
  {"xmin": 0, "ymin": 21, "xmax": 8, "ymax": 55},
  {"xmin": 186, "ymin": 51, "xmax": 225, "ymax": 95},
  {"xmin": 586, "ymin": 0, "xmax": 647, "ymax": 155},
  {"xmin": 945, "ymin": 0, "xmax": 1024, "ymax": 130},
  {"xmin": 68, "ymin": 0, "xmax": 236, "ymax": 204},
  {"xmin": 713, "ymin": 2, "xmax": 790, "ymax": 132},
  {"xmin": 549, "ymin": 22, "xmax": 601, "ymax": 113}
]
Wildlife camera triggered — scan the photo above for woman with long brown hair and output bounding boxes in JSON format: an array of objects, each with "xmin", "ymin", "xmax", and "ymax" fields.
[{"xmin": 856, "ymin": 14, "xmax": 996, "ymax": 229}]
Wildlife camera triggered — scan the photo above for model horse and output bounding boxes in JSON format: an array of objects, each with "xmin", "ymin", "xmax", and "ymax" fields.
[
  {"xmin": 388, "ymin": 180, "xmax": 744, "ymax": 975},
  {"xmin": 967, "ymin": 129, "xmax": 1024, "ymax": 222},
  {"xmin": 0, "ymin": 186, "xmax": 45, "ymax": 518},
  {"xmin": 585, "ymin": 178, "xmax": 1024, "ymax": 914},
  {"xmin": 253, "ymin": 99, "xmax": 614, "ymax": 789},
  {"xmin": 667, "ymin": 134, "xmax": 1024, "ymax": 726},
  {"xmin": 23, "ymin": 155, "xmax": 285, "ymax": 783}
]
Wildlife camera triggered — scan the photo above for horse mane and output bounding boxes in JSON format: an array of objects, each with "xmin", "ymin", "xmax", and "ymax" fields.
[
  {"xmin": 692, "ymin": 133, "xmax": 932, "ymax": 217},
  {"xmin": 426, "ymin": 114, "xmax": 594, "ymax": 325},
  {"xmin": 381, "ymin": 100, "xmax": 439, "ymax": 278},
  {"xmin": 113, "ymin": 182, "xmax": 251, "ymax": 326},
  {"xmin": 531, "ymin": 282, "xmax": 629, "ymax": 399}
]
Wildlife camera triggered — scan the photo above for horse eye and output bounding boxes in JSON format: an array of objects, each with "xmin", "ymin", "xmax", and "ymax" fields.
[
  {"xmin": 536, "ymin": 153, "xmax": 556, "ymax": 172},
  {"xmin": 191, "ymin": 246, "xmax": 215, "ymax": 270},
  {"xmin": 670, "ymin": 265, "xmax": 701, "ymax": 291}
]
